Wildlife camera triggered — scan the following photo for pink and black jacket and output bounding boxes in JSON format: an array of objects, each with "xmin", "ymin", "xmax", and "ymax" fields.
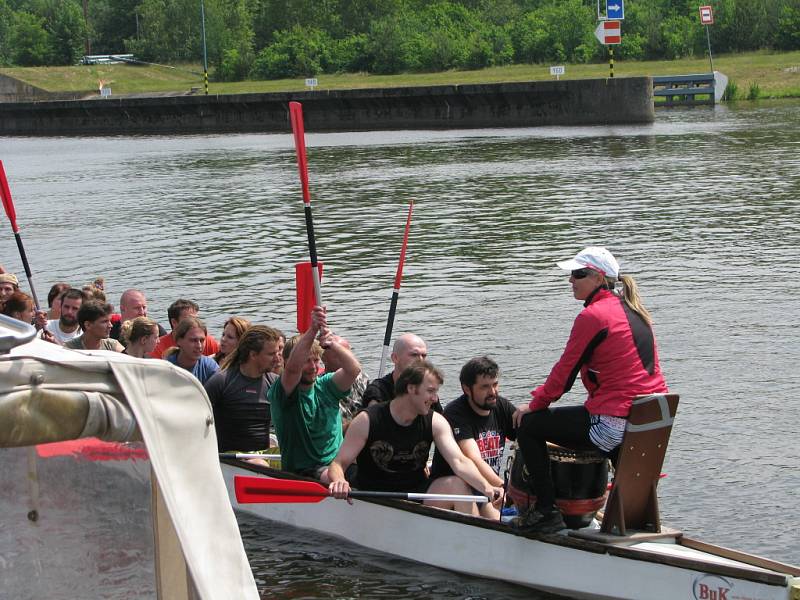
[{"xmin": 529, "ymin": 287, "xmax": 668, "ymax": 417}]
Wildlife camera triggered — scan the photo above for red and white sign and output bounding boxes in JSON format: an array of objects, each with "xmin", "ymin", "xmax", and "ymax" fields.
[
  {"xmin": 699, "ymin": 5, "xmax": 714, "ymax": 25},
  {"xmin": 594, "ymin": 20, "xmax": 621, "ymax": 45}
]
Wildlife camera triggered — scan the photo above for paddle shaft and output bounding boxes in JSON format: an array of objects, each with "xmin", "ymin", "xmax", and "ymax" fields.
[
  {"xmin": 350, "ymin": 490, "xmax": 488, "ymax": 503},
  {"xmin": 0, "ymin": 161, "xmax": 41, "ymax": 310},
  {"xmin": 220, "ymin": 453, "xmax": 281, "ymax": 461},
  {"xmin": 289, "ymin": 101, "xmax": 322, "ymax": 307},
  {"xmin": 378, "ymin": 201, "xmax": 414, "ymax": 378}
]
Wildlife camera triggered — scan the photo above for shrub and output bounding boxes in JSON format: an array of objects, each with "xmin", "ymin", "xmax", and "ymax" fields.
[
  {"xmin": 747, "ymin": 81, "xmax": 761, "ymax": 100},
  {"xmin": 660, "ymin": 16, "xmax": 697, "ymax": 59},
  {"xmin": 250, "ymin": 26, "xmax": 332, "ymax": 79},
  {"xmin": 217, "ymin": 48, "xmax": 251, "ymax": 81},
  {"xmin": 722, "ymin": 80, "xmax": 738, "ymax": 101}
]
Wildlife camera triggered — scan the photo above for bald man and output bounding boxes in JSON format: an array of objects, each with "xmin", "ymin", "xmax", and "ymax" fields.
[
  {"xmin": 362, "ymin": 333, "xmax": 442, "ymax": 413},
  {"xmin": 110, "ymin": 289, "xmax": 166, "ymax": 341}
]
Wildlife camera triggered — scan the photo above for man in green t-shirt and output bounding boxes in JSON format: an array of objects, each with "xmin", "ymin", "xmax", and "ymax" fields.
[{"xmin": 268, "ymin": 306, "xmax": 361, "ymax": 477}]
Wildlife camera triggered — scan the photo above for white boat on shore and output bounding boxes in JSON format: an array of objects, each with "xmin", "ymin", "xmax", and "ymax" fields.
[{"xmin": 221, "ymin": 452, "xmax": 800, "ymax": 600}]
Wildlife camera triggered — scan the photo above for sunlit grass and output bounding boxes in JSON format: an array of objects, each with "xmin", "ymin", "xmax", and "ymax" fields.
[{"xmin": 1, "ymin": 49, "xmax": 798, "ymax": 98}]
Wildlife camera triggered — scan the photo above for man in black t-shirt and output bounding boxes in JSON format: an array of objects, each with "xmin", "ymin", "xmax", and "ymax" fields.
[
  {"xmin": 204, "ymin": 325, "xmax": 283, "ymax": 463},
  {"xmin": 362, "ymin": 333, "xmax": 443, "ymax": 413},
  {"xmin": 430, "ymin": 356, "xmax": 518, "ymax": 519}
]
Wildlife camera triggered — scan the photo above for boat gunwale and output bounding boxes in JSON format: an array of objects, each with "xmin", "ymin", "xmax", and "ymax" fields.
[{"xmin": 224, "ymin": 459, "xmax": 797, "ymax": 588}]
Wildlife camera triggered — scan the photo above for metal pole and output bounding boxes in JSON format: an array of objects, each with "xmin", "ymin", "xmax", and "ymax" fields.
[
  {"xmin": 200, "ymin": 0, "xmax": 209, "ymax": 95},
  {"xmin": 705, "ymin": 25, "xmax": 714, "ymax": 74}
]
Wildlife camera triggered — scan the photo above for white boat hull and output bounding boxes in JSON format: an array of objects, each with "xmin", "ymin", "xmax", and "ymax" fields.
[{"xmin": 222, "ymin": 463, "xmax": 799, "ymax": 600}]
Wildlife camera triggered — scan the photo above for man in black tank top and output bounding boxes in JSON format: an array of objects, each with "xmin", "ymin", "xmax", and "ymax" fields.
[{"xmin": 323, "ymin": 361, "xmax": 504, "ymax": 516}]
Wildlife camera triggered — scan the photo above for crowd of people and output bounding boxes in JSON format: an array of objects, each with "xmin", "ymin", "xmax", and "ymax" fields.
[{"xmin": 0, "ymin": 245, "xmax": 668, "ymax": 533}]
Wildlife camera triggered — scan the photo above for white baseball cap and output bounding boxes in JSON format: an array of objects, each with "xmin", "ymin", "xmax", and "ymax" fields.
[{"xmin": 557, "ymin": 247, "xmax": 620, "ymax": 279}]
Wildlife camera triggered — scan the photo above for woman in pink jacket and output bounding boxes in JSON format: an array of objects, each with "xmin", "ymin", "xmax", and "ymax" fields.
[{"xmin": 511, "ymin": 246, "xmax": 668, "ymax": 533}]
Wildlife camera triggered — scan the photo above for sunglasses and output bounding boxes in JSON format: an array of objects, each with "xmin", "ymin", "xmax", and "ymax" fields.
[{"xmin": 571, "ymin": 268, "xmax": 596, "ymax": 279}]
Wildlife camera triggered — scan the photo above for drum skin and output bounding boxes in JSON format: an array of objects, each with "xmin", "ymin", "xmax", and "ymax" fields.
[{"xmin": 507, "ymin": 443, "xmax": 609, "ymax": 529}]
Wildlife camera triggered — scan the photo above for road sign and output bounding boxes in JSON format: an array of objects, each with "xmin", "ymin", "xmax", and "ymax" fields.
[
  {"xmin": 595, "ymin": 20, "xmax": 621, "ymax": 45},
  {"xmin": 699, "ymin": 5, "xmax": 713, "ymax": 25},
  {"xmin": 607, "ymin": 0, "xmax": 624, "ymax": 20},
  {"xmin": 550, "ymin": 65, "xmax": 565, "ymax": 79},
  {"xmin": 305, "ymin": 78, "xmax": 318, "ymax": 89}
]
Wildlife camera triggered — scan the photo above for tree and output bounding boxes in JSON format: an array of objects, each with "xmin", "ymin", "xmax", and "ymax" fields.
[
  {"xmin": 44, "ymin": 0, "xmax": 86, "ymax": 65},
  {"xmin": 11, "ymin": 11, "xmax": 52, "ymax": 66},
  {"xmin": 0, "ymin": 0, "xmax": 14, "ymax": 66}
]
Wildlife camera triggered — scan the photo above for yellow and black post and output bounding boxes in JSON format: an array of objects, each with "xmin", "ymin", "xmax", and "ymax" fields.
[
  {"xmin": 609, "ymin": 47, "xmax": 614, "ymax": 78},
  {"xmin": 204, "ymin": 70, "xmax": 209, "ymax": 95}
]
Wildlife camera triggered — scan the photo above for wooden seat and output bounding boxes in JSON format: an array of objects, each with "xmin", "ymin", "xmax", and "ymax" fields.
[{"xmin": 599, "ymin": 393, "xmax": 680, "ymax": 536}]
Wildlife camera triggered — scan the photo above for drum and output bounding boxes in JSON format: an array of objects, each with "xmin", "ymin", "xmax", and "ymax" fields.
[{"xmin": 507, "ymin": 443, "xmax": 609, "ymax": 529}]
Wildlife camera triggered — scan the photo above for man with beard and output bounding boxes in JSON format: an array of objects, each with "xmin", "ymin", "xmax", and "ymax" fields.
[
  {"xmin": 45, "ymin": 288, "xmax": 86, "ymax": 345},
  {"xmin": 268, "ymin": 306, "xmax": 361, "ymax": 478},
  {"xmin": 325, "ymin": 361, "xmax": 504, "ymax": 517},
  {"xmin": 429, "ymin": 356, "xmax": 518, "ymax": 519},
  {"xmin": 205, "ymin": 325, "xmax": 284, "ymax": 461}
]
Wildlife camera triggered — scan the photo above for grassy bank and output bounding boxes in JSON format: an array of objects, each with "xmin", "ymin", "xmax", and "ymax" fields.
[{"xmin": 2, "ymin": 50, "xmax": 799, "ymax": 99}]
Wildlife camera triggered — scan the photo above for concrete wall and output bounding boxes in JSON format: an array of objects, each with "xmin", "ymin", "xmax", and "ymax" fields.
[
  {"xmin": 0, "ymin": 74, "xmax": 85, "ymax": 103},
  {"xmin": 0, "ymin": 77, "xmax": 653, "ymax": 135}
]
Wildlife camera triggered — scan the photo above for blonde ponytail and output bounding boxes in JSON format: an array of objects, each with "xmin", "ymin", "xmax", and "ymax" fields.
[{"xmin": 616, "ymin": 274, "xmax": 652, "ymax": 325}]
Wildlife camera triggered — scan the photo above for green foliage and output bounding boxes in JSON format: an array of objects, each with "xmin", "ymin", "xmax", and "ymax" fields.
[
  {"xmin": 508, "ymin": 0, "xmax": 595, "ymax": 64},
  {"xmin": 659, "ymin": 15, "xmax": 696, "ymax": 59},
  {"xmin": 91, "ymin": 0, "xmax": 140, "ymax": 54},
  {"xmin": 45, "ymin": 0, "xmax": 86, "ymax": 65},
  {"xmin": 11, "ymin": 12, "xmax": 51, "ymax": 66},
  {"xmin": 776, "ymin": 5, "xmax": 800, "ymax": 50},
  {"xmin": 747, "ymin": 81, "xmax": 761, "ymax": 100},
  {"xmin": 0, "ymin": 0, "xmax": 14, "ymax": 66},
  {"xmin": 722, "ymin": 79, "xmax": 738, "ymax": 101},
  {"xmin": 2, "ymin": 0, "xmax": 800, "ymax": 79},
  {"xmin": 251, "ymin": 26, "xmax": 332, "ymax": 78},
  {"xmin": 619, "ymin": 33, "xmax": 646, "ymax": 60}
]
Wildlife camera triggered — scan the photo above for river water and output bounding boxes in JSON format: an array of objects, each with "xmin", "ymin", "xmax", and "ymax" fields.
[{"xmin": 1, "ymin": 99, "xmax": 799, "ymax": 597}]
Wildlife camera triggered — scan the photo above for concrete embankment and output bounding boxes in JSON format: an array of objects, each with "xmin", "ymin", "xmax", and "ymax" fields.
[{"xmin": 0, "ymin": 77, "xmax": 653, "ymax": 135}]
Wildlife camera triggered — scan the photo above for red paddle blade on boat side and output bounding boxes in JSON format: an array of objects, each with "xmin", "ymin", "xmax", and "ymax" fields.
[{"xmin": 234, "ymin": 475, "xmax": 331, "ymax": 504}]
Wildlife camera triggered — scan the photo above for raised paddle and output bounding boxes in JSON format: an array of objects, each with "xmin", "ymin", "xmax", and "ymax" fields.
[
  {"xmin": 377, "ymin": 201, "xmax": 414, "ymax": 378},
  {"xmin": 288, "ymin": 101, "xmax": 322, "ymax": 308},
  {"xmin": 234, "ymin": 475, "xmax": 490, "ymax": 504},
  {"xmin": 0, "ymin": 160, "xmax": 41, "ymax": 309}
]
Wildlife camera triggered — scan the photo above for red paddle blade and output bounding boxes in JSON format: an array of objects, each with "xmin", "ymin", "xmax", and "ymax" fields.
[
  {"xmin": 234, "ymin": 475, "xmax": 331, "ymax": 504},
  {"xmin": 393, "ymin": 201, "xmax": 414, "ymax": 289},
  {"xmin": 0, "ymin": 160, "xmax": 19, "ymax": 230},
  {"xmin": 288, "ymin": 101, "xmax": 311, "ymax": 204}
]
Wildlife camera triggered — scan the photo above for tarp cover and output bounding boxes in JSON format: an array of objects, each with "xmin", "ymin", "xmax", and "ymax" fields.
[{"xmin": 0, "ymin": 326, "xmax": 258, "ymax": 600}]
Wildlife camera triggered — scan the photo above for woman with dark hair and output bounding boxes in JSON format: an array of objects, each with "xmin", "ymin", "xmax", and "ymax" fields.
[
  {"xmin": 511, "ymin": 246, "xmax": 668, "ymax": 534},
  {"xmin": 163, "ymin": 316, "xmax": 219, "ymax": 384},
  {"xmin": 214, "ymin": 316, "xmax": 251, "ymax": 364}
]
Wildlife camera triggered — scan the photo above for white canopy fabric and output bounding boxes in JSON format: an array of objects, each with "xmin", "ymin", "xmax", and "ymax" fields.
[{"xmin": 0, "ymin": 326, "xmax": 258, "ymax": 600}]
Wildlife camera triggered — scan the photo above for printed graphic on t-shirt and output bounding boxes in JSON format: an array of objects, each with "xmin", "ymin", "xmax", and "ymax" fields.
[
  {"xmin": 369, "ymin": 440, "xmax": 430, "ymax": 473},
  {"xmin": 475, "ymin": 429, "xmax": 504, "ymax": 474}
]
